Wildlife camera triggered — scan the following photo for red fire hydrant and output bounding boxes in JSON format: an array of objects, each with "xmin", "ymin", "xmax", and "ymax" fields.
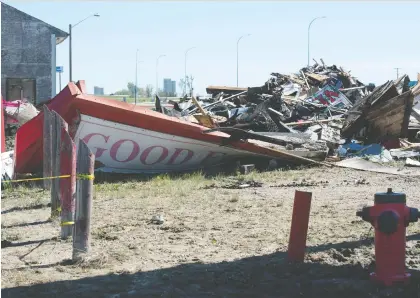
[{"xmin": 356, "ymin": 188, "xmax": 419, "ymax": 286}]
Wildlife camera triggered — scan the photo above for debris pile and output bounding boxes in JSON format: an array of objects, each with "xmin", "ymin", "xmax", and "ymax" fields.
[
  {"xmin": 3, "ymin": 98, "xmax": 39, "ymax": 127},
  {"xmin": 3, "ymin": 65, "xmax": 419, "ymax": 177},
  {"xmin": 155, "ymin": 60, "xmax": 420, "ymax": 171}
]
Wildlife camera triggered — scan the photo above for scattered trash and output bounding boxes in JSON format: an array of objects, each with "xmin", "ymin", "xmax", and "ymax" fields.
[
  {"xmin": 405, "ymin": 158, "xmax": 420, "ymax": 167},
  {"xmin": 336, "ymin": 157, "xmax": 420, "ymax": 176},
  {"xmin": 1, "ymin": 151, "xmax": 14, "ymax": 182},
  {"xmin": 354, "ymin": 178, "xmax": 369, "ymax": 185},
  {"xmin": 239, "ymin": 164, "xmax": 255, "ymax": 175},
  {"xmin": 3, "ymin": 99, "xmax": 39, "ymax": 126},
  {"xmin": 338, "ymin": 142, "xmax": 383, "ymax": 158},
  {"xmin": 270, "ymin": 179, "xmax": 329, "ymax": 188},
  {"xmin": 222, "ymin": 179, "xmax": 263, "ymax": 189},
  {"xmin": 202, "ymin": 178, "xmax": 263, "ymax": 190},
  {"xmin": 150, "ymin": 214, "xmax": 165, "ymax": 225}
]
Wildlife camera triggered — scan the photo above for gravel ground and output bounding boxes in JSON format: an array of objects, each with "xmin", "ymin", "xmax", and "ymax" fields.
[{"xmin": 1, "ymin": 166, "xmax": 419, "ymax": 298}]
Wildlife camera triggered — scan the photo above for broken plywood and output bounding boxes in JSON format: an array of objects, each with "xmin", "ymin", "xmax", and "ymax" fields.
[{"xmin": 365, "ymin": 90, "xmax": 414, "ymax": 142}]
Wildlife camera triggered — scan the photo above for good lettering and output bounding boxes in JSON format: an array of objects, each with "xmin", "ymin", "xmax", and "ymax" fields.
[{"xmin": 81, "ymin": 133, "xmax": 226, "ymax": 166}]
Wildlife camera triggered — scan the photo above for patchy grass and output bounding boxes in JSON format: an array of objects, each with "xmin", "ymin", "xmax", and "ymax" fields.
[
  {"xmin": 1, "ymin": 167, "xmax": 420, "ymax": 297},
  {"xmin": 1, "ymin": 186, "xmax": 49, "ymax": 211}
]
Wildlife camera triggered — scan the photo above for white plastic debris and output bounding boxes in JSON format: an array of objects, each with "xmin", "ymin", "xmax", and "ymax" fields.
[{"xmin": 1, "ymin": 150, "xmax": 14, "ymax": 181}]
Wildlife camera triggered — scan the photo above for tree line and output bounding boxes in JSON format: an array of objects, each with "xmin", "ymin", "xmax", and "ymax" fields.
[{"xmin": 112, "ymin": 75, "xmax": 195, "ymax": 98}]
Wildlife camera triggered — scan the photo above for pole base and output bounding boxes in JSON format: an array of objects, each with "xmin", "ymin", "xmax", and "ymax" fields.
[{"xmin": 370, "ymin": 272, "xmax": 411, "ymax": 287}]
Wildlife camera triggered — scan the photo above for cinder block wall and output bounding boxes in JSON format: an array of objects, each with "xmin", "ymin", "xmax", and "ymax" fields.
[{"xmin": 1, "ymin": 4, "xmax": 52, "ymax": 104}]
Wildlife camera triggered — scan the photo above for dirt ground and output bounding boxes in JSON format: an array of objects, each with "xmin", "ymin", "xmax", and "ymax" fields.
[{"xmin": 1, "ymin": 166, "xmax": 420, "ymax": 298}]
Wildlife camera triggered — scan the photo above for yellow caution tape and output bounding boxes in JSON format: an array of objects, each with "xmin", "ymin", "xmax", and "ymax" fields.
[
  {"xmin": 7, "ymin": 175, "xmax": 71, "ymax": 183},
  {"xmin": 60, "ymin": 221, "xmax": 75, "ymax": 227},
  {"xmin": 4, "ymin": 174, "xmax": 94, "ymax": 183},
  {"xmin": 77, "ymin": 174, "xmax": 95, "ymax": 180}
]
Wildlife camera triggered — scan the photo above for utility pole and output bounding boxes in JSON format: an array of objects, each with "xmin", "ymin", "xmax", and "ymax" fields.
[
  {"xmin": 59, "ymin": 71, "xmax": 62, "ymax": 91},
  {"xmin": 394, "ymin": 68, "xmax": 401, "ymax": 79}
]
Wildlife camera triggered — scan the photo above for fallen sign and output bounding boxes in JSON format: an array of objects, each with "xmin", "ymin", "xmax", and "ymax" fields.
[{"xmin": 14, "ymin": 81, "xmax": 329, "ymax": 175}]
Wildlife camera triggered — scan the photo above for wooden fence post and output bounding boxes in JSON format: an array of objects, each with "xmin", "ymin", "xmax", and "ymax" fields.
[
  {"xmin": 60, "ymin": 130, "xmax": 76, "ymax": 239},
  {"xmin": 1, "ymin": 97, "xmax": 6, "ymax": 153},
  {"xmin": 50, "ymin": 111, "xmax": 68, "ymax": 218},
  {"xmin": 73, "ymin": 139, "xmax": 95, "ymax": 261},
  {"xmin": 43, "ymin": 106, "xmax": 52, "ymax": 190}
]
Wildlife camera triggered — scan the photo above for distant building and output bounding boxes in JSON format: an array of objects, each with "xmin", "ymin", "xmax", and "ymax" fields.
[
  {"xmin": 171, "ymin": 81, "xmax": 176, "ymax": 96},
  {"xmin": 1, "ymin": 2, "xmax": 68, "ymax": 105},
  {"xmin": 94, "ymin": 86, "xmax": 104, "ymax": 95},
  {"xmin": 163, "ymin": 78, "xmax": 176, "ymax": 96}
]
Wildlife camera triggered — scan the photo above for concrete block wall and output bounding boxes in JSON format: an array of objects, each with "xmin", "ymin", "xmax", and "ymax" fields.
[{"xmin": 1, "ymin": 4, "xmax": 53, "ymax": 104}]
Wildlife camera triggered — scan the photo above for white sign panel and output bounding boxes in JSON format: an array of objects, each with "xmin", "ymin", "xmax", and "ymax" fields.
[{"xmin": 74, "ymin": 115, "xmax": 254, "ymax": 173}]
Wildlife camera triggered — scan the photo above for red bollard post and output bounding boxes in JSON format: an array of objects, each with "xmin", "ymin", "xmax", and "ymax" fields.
[{"xmin": 288, "ymin": 190, "xmax": 312, "ymax": 262}]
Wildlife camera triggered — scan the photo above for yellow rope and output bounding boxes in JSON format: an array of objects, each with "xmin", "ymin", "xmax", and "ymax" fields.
[{"xmin": 4, "ymin": 174, "xmax": 94, "ymax": 183}]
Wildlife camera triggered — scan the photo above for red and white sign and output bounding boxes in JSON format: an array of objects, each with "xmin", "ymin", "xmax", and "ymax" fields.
[{"xmin": 75, "ymin": 115, "xmax": 253, "ymax": 173}]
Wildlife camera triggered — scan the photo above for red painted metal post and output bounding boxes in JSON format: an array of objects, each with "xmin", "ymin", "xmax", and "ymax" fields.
[
  {"xmin": 60, "ymin": 129, "xmax": 76, "ymax": 239},
  {"xmin": 50, "ymin": 111, "xmax": 68, "ymax": 217},
  {"xmin": 1, "ymin": 97, "xmax": 6, "ymax": 153},
  {"xmin": 288, "ymin": 190, "xmax": 312, "ymax": 262}
]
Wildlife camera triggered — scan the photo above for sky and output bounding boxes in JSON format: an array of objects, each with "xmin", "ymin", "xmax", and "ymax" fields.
[{"xmin": 4, "ymin": 1, "xmax": 420, "ymax": 95}]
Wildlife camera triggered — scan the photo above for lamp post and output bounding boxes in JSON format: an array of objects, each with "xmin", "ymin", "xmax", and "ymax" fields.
[
  {"xmin": 236, "ymin": 34, "xmax": 251, "ymax": 87},
  {"xmin": 156, "ymin": 54, "xmax": 166, "ymax": 96},
  {"xmin": 135, "ymin": 50, "xmax": 144, "ymax": 104},
  {"xmin": 69, "ymin": 13, "xmax": 100, "ymax": 82},
  {"xmin": 394, "ymin": 68, "xmax": 401, "ymax": 79},
  {"xmin": 184, "ymin": 47, "xmax": 196, "ymax": 96},
  {"xmin": 307, "ymin": 16, "xmax": 326, "ymax": 67}
]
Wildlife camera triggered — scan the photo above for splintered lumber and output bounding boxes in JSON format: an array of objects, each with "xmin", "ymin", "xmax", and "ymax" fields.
[
  {"xmin": 191, "ymin": 96, "xmax": 207, "ymax": 116},
  {"xmin": 191, "ymin": 96, "xmax": 216, "ymax": 128},
  {"xmin": 365, "ymin": 90, "xmax": 414, "ymax": 142},
  {"xmin": 286, "ymin": 118, "xmax": 343, "ymax": 126}
]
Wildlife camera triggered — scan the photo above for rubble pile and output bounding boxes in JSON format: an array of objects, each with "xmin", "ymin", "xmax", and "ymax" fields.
[
  {"xmin": 2, "ymin": 63, "xmax": 419, "ymax": 178},
  {"xmin": 156, "ymin": 60, "xmax": 420, "ymax": 170}
]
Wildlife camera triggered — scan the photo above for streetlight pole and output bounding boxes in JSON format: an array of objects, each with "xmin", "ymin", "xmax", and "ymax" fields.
[
  {"xmin": 236, "ymin": 34, "xmax": 251, "ymax": 87},
  {"xmin": 135, "ymin": 49, "xmax": 138, "ymax": 103},
  {"xmin": 394, "ymin": 68, "xmax": 401, "ymax": 79},
  {"xmin": 69, "ymin": 13, "xmax": 100, "ymax": 82},
  {"xmin": 156, "ymin": 54, "xmax": 166, "ymax": 96},
  {"xmin": 307, "ymin": 16, "xmax": 326, "ymax": 67},
  {"xmin": 135, "ymin": 50, "xmax": 144, "ymax": 104},
  {"xmin": 184, "ymin": 47, "xmax": 196, "ymax": 96}
]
